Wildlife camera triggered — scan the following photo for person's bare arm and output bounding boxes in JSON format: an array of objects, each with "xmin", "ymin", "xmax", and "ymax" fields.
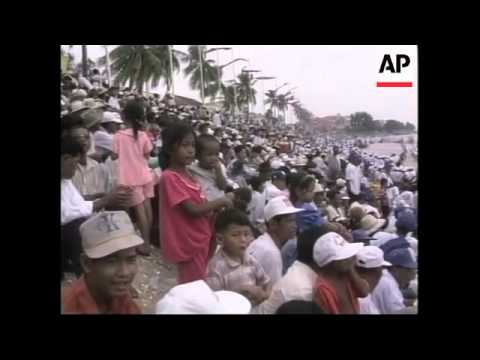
[
  {"xmin": 110, "ymin": 152, "xmax": 119, "ymax": 161},
  {"xmin": 180, "ymin": 195, "xmax": 233, "ymax": 218},
  {"xmin": 214, "ymin": 162, "xmax": 228, "ymax": 190}
]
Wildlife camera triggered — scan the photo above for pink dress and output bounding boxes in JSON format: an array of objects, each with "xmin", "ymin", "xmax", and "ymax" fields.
[
  {"xmin": 112, "ymin": 129, "xmax": 153, "ymax": 186},
  {"xmin": 159, "ymin": 170, "xmax": 212, "ymax": 263}
]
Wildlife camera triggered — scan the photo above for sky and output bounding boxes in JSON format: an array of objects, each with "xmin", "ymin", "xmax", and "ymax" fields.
[{"xmin": 62, "ymin": 45, "xmax": 418, "ymax": 126}]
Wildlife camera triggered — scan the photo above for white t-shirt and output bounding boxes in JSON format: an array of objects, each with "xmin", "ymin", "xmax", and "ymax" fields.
[
  {"xmin": 212, "ymin": 113, "xmax": 222, "ymax": 128},
  {"xmin": 249, "ymin": 190, "xmax": 266, "ymax": 226},
  {"xmin": 371, "ymin": 269, "xmax": 405, "ymax": 314},
  {"xmin": 345, "ymin": 163, "xmax": 362, "ymax": 195},
  {"xmin": 188, "ymin": 161, "xmax": 227, "ymax": 201},
  {"xmin": 108, "ymin": 96, "xmax": 121, "ymax": 110},
  {"xmin": 61, "ymin": 179, "xmax": 93, "ymax": 225},
  {"xmin": 264, "ymin": 181, "xmax": 289, "ymax": 203},
  {"xmin": 247, "ymin": 232, "xmax": 283, "ymax": 286},
  {"xmin": 252, "ymin": 261, "xmax": 317, "ymax": 314},
  {"xmin": 359, "ymin": 294, "xmax": 381, "ymax": 314}
]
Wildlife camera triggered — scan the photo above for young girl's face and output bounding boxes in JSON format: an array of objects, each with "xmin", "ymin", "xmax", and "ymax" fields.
[
  {"xmin": 198, "ymin": 140, "xmax": 220, "ymax": 170},
  {"xmin": 172, "ymin": 133, "xmax": 195, "ymax": 167}
]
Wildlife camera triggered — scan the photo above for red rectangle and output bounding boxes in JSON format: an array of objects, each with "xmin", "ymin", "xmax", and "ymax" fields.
[{"xmin": 377, "ymin": 82, "xmax": 413, "ymax": 87}]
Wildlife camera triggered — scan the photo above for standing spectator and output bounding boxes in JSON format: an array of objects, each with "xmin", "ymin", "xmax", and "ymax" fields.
[
  {"xmin": 228, "ymin": 145, "xmax": 250, "ymax": 188},
  {"xmin": 212, "ymin": 110, "xmax": 222, "ymax": 129},
  {"xmin": 112, "ymin": 100, "xmax": 154, "ymax": 256},
  {"xmin": 106, "ymin": 86, "xmax": 121, "ymax": 111},
  {"xmin": 327, "ymin": 146, "xmax": 342, "ymax": 181},
  {"xmin": 159, "ymin": 121, "xmax": 233, "ymax": 284},
  {"xmin": 247, "ymin": 176, "xmax": 267, "ymax": 232},
  {"xmin": 189, "ymin": 135, "xmax": 228, "ymax": 201},
  {"xmin": 62, "ymin": 211, "xmax": 143, "ymax": 314},
  {"xmin": 345, "ymin": 154, "xmax": 363, "ymax": 202},
  {"xmin": 247, "ymin": 196, "xmax": 303, "ymax": 286}
]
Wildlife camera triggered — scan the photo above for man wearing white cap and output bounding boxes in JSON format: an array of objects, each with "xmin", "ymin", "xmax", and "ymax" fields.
[
  {"xmin": 355, "ymin": 246, "xmax": 391, "ymax": 314},
  {"xmin": 62, "ymin": 211, "xmax": 143, "ymax": 314},
  {"xmin": 247, "ymin": 196, "xmax": 304, "ymax": 286},
  {"xmin": 94, "ymin": 112, "xmax": 123, "ymax": 159},
  {"xmin": 312, "ymin": 232, "xmax": 369, "ymax": 314}
]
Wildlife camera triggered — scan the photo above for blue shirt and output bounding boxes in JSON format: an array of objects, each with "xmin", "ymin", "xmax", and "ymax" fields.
[
  {"xmin": 380, "ymin": 236, "xmax": 410, "ymax": 256},
  {"xmin": 295, "ymin": 202, "xmax": 325, "ymax": 235}
]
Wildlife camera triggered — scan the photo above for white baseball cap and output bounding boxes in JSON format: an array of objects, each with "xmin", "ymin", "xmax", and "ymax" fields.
[
  {"xmin": 264, "ymin": 196, "xmax": 304, "ymax": 222},
  {"xmin": 155, "ymin": 280, "xmax": 251, "ymax": 314},
  {"xmin": 102, "ymin": 111, "xmax": 123, "ymax": 124},
  {"xmin": 356, "ymin": 246, "xmax": 391, "ymax": 269},
  {"xmin": 80, "ymin": 211, "xmax": 144, "ymax": 259},
  {"xmin": 313, "ymin": 232, "xmax": 364, "ymax": 267}
]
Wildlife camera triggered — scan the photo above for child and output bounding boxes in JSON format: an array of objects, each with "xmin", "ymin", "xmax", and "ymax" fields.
[
  {"xmin": 112, "ymin": 100, "xmax": 153, "ymax": 256},
  {"xmin": 206, "ymin": 209, "xmax": 272, "ymax": 307},
  {"xmin": 159, "ymin": 121, "xmax": 234, "ymax": 284},
  {"xmin": 188, "ymin": 135, "xmax": 229, "ymax": 201}
]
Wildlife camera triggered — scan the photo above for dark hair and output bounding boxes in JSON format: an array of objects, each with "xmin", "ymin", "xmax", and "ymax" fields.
[
  {"xmin": 249, "ymin": 176, "xmax": 265, "ymax": 192},
  {"xmin": 122, "ymin": 100, "xmax": 145, "ymax": 140},
  {"xmin": 275, "ymin": 300, "xmax": 324, "ymax": 314},
  {"xmin": 199, "ymin": 123, "xmax": 209, "ymax": 132},
  {"xmin": 326, "ymin": 190, "xmax": 337, "ymax": 201},
  {"xmin": 215, "ymin": 208, "xmax": 252, "ymax": 233},
  {"xmin": 214, "ymin": 128, "xmax": 222, "ymax": 136},
  {"xmin": 288, "ymin": 172, "xmax": 316, "ymax": 204},
  {"xmin": 380, "ymin": 178, "xmax": 388, "ymax": 186},
  {"xmin": 196, "ymin": 134, "xmax": 219, "ymax": 157},
  {"xmin": 159, "ymin": 121, "xmax": 195, "ymax": 170},
  {"xmin": 234, "ymin": 145, "xmax": 246, "ymax": 155},
  {"xmin": 61, "ymin": 115, "xmax": 86, "ymax": 137},
  {"xmin": 252, "ymin": 145, "xmax": 264, "ymax": 154},
  {"xmin": 61, "ymin": 135, "xmax": 84, "ymax": 157},
  {"xmin": 234, "ymin": 187, "xmax": 252, "ymax": 204},
  {"xmin": 297, "ymin": 225, "xmax": 325, "ymax": 265}
]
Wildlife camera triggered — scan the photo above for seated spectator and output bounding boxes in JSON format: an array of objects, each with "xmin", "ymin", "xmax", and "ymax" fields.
[
  {"xmin": 253, "ymin": 225, "xmax": 329, "ymax": 314},
  {"xmin": 156, "ymin": 280, "xmax": 251, "ymax": 314},
  {"xmin": 189, "ymin": 135, "xmax": 228, "ymax": 201},
  {"xmin": 206, "ymin": 209, "xmax": 272, "ymax": 307},
  {"xmin": 371, "ymin": 248, "xmax": 417, "ymax": 314},
  {"xmin": 248, "ymin": 196, "xmax": 303, "ymax": 286},
  {"xmin": 275, "ymin": 300, "xmax": 325, "ymax": 314},
  {"xmin": 265, "ymin": 170, "xmax": 289, "ymax": 202},
  {"xmin": 379, "ymin": 209, "xmax": 418, "ymax": 256},
  {"xmin": 228, "ymin": 145, "xmax": 249, "ymax": 188},
  {"xmin": 355, "ymin": 246, "xmax": 392, "ymax": 314},
  {"xmin": 61, "ymin": 133, "xmax": 131, "ymax": 278},
  {"xmin": 233, "ymin": 187, "xmax": 252, "ymax": 215},
  {"xmin": 312, "ymin": 232, "xmax": 369, "ymax": 314},
  {"xmin": 62, "ymin": 211, "xmax": 143, "ymax": 314}
]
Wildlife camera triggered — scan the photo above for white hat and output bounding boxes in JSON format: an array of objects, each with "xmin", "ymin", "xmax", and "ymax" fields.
[
  {"xmin": 356, "ymin": 246, "xmax": 391, "ymax": 268},
  {"xmin": 313, "ymin": 232, "xmax": 364, "ymax": 268},
  {"xmin": 264, "ymin": 196, "xmax": 304, "ymax": 222},
  {"xmin": 155, "ymin": 280, "xmax": 251, "ymax": 314},
  {"xmin": 314, "ymin": 182, "xmax": 324, "ymax": 193},
  {"xmin": 80, "ymin": 211, "xmax": 144, "ymax": 259},
  {"xmin": 102, "ymin": 111, "xmax": 123, "ymax": 124},
  {"xmin": 336, "ymin": 178, "xmax": 347, "ymax": 187},
  {"xmin": 70, "ymin": 100, "xmax": 88, "ymax": 113},
  {"xmin": 270, "ymin": 159, "xmax": 284, "ymax": 170}
]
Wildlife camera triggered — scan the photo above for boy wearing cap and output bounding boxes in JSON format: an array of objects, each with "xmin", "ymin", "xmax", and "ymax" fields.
[
  {"xmin": 371, "ymin": 248, "xmax": 417, "ymax": 314},
  {"xmin": 355, "ymin": 246, "xmax": 391, "ymax": 314},
  {"xmin": 62, "ymin": 211, "xmax": 143, "ymax": 314},
  {"xmin": 206, "ymin": 209, "xmax": 272, "ymax": 307},
  {"xmin": 312, "ymin": 232, "xmax": 369, "ymax": 314},
  {"xmin": 247, "ymin": 196, "xmax": 303, "ymax": 286}
]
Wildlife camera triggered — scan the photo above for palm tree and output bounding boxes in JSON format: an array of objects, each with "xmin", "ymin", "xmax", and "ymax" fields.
[
  {"xmin": 264, "ymin": 90, "xmax": 279, "ymax": 117},
  {"xmin": 184, "ymin": 45, "xmax": 248, "ymax": 102},
  {"xmin": 98, "ymin": 45, "xmax": 188, "ymax": 93},
  {"xmin": 221, "ymin": 83, "xmax": 239, "ymax": 117},
  {"xmin": 236, "ymin": 72, "xmax": 257, "ymax": 123},
  {"xmin": 276, "ymin": 93, "xmax": 296, "ymax": 124},
  {"xmin": 81, "ymin": 45, "xmax": 88, "ymax": 77}
]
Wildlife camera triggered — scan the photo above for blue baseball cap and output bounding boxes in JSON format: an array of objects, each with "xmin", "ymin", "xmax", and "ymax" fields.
[
  {"xmin": 395, "ymin": 210, "xmax": 417, "ymax": 232},
  {"xmin": 385, "ymin": 248, "xmax": 417, "ymax": 269},
  {"xmin": 352, "ymin": 229, "xmax": 374, "ymax": 244}
]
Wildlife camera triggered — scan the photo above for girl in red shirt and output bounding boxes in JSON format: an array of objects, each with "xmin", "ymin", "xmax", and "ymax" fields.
[{"xmin": 159, "ymin": 121, "xmax": 234, "ymax": 284}]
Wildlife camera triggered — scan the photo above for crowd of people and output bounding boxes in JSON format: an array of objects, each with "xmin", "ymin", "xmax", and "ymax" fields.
[{"xmin": 61, "ymin": 71, "xmax": 418, "ymax": 315}]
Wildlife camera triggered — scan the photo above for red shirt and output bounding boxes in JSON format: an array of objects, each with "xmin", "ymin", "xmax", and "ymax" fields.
[
  {"xmin": 62, "ymin": 276, "xmax": 141, "ymax": 314},
  {"xmin": 313, "ymin": 277, "xmax": 360, "ymax": 314},
  {"xmin": 159, "ymin": 169, "xmax": 212, "ymax": 263}
]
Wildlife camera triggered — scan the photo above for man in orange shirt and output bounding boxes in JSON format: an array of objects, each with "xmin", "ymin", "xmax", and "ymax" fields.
[{"xmin": 62, "ymin": 211, "xmax": 143, "ymax": 314}]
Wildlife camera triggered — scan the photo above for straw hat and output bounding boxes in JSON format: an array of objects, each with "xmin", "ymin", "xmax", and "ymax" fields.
[{"xmin": 361, "ymin": 215, "xmax": 386, "ymax": 235}]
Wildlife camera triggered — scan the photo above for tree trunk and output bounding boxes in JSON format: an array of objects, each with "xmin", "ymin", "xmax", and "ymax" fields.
[{"xmin": 81, "ymin": 45, "xmax": 88, "ymax": 77}]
